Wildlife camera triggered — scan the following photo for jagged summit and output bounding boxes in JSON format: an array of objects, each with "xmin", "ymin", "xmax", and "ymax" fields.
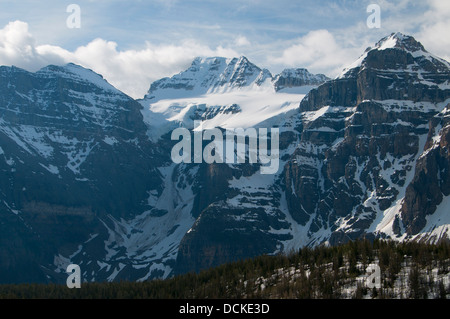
[
  {"xmin": 142, "ymin": 55, "xmax": 330, "ymax": 103},
  {"xmin": 373, "ymin": 32, "xmax": 426, "ymax": 53},
  {"xmin": 142, "ymin": 55, "xmax": 273, "ymax": 101},
  {"xmin": 338, "ymin": 33, "xmax": 450, "ymax": 79},
  {"xmin": 273, "ymin": 68, "xmax": 330, "ymax": 92}
]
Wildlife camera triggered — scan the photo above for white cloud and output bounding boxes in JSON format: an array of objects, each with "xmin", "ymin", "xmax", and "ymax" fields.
[
  {"xmin": 377, "ymin": 0, "xmax": 413, "ymax": 12},
  {"xmin": 416, "ymin": 0, "xmax": 450, "ymax": 62},
  {"xmin": 0, "ymin": 20, "xmax": 239, "ymax": 99},
  {"xmin": 271, "ymin": 29, "xmax": 363, "ymax": 77},
  {"xmin": 0, "ymin": 21, "xmax": 47, "ymax": 70},
  {"xmin": 235, "ymin": 35, "xmax": 251, "ymax": 47}
]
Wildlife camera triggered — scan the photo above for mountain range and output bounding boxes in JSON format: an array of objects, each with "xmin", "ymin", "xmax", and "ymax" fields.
[{"xmin": 0, "ymin": 32, "xmax": 449, "ymax": 283}]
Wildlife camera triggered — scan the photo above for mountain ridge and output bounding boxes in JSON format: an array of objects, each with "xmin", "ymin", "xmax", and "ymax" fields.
[{"xmin": 142, "ymin": 55, "xmax": 329, "ymax": 102}]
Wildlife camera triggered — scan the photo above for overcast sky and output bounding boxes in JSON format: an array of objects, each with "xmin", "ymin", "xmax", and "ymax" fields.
[{"xmin": 0, "ymin": 0, "xmax": 448, "ymax": 98}]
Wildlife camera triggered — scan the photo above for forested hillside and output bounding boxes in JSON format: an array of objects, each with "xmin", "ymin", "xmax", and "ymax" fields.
[{"xmin": 1, "ymin": 239, "xmax": 449, "ymax": 299}]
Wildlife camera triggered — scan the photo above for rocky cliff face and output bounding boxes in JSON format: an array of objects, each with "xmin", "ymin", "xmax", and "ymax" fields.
[
  {"xmin": 287, "ymin": 32, "xmax": 450, "ymax": 245},
  {"xmin": 0, "ymin": 63, "xmax": 166, "ymax": 282},
  {"xmin": 401, "ymin": 107, "xmax": 450, "ymax": 235}
]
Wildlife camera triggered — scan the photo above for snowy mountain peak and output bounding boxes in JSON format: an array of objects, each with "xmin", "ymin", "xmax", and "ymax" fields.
[
  {"xmin": 221, "ymin": 55, "xmax": 273, "ymax": 89},
  {"xmin": 37, "ymin": 63, "xmax": 119, "ymax": 93},
  {"xmin": 143, "ymin": 56, "xmax": 332, "ymax": 104},
  {"xmin": 338, "ymin": 33, "xmax": 450, "ymax": 79},
  {"xmin": 373, "ymin": 32, "xmax": 426, "ymax": 53},
  {"xmin": 273, "ymin": 68, "xmax": 330, "ymax": 92},
  {"xmin": 139, "ymin": 56, "xmax": 330, "ymax": 141},
  {"xmin": 142, "ymin": 55, "xmax": 275, "ymax": 102}
]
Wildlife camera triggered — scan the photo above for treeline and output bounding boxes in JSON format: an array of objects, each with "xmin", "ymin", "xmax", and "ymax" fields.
[{"xmin": 0, "ymin": 239, "xmax": 449, "ymax": 299}]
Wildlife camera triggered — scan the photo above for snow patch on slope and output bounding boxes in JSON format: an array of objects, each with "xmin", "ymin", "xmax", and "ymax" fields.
[{"xmin": 94, "ymin": 164, "xmax": 197, "ymax": 281}]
